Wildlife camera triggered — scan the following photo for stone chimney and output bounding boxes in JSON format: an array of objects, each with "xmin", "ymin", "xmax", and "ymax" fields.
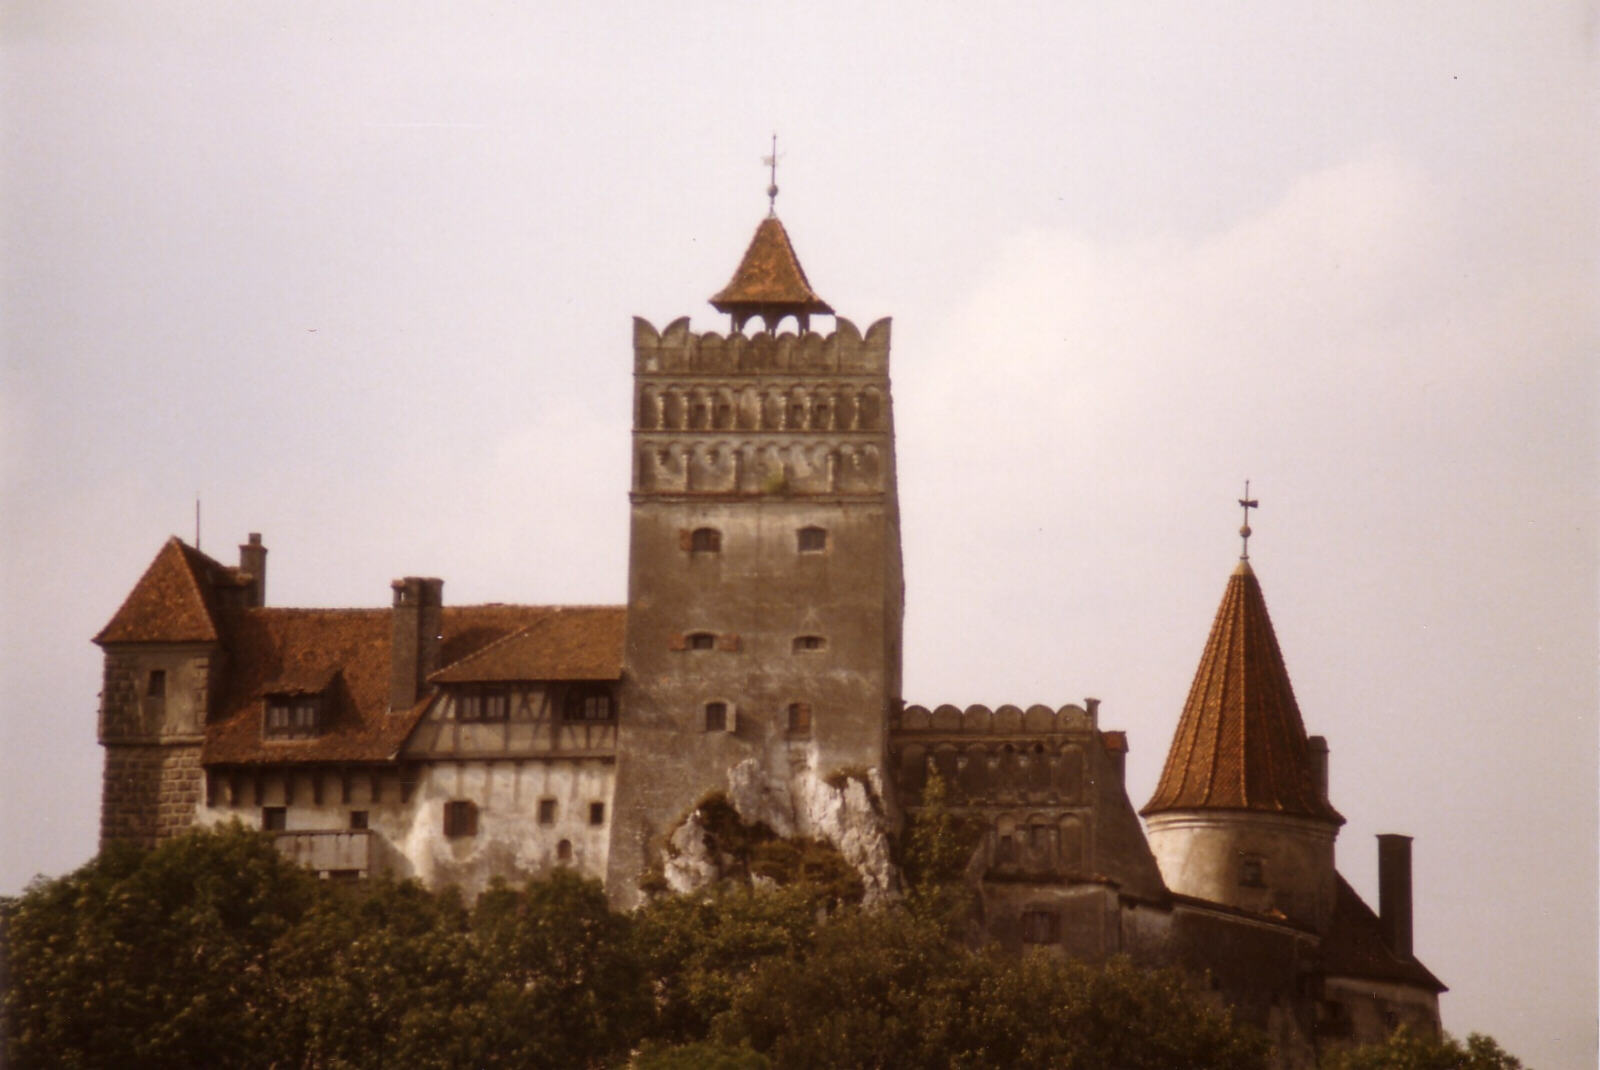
[
  {"xmin": 1307, "ymin": 735, "xmax": 1329, "ymax": 802},
  {"xmin": 1377, "ymin": 833, "xmax": 1414, "ymax": 958},
  {"xmin": 389, "ymin": 577, "xmax": 443, "ymax": 713},
  {"xmin": 1101, "ymin": 730, "xmax": 1128, "ymax": 781},
  {"xmin": 238, "ymin": 533, "xmax": 267, "ymax": 608}
]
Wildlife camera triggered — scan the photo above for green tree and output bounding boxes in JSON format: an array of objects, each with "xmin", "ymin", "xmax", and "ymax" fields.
[
  {"xmin": 3, "ymin": 823, "xmax": 316, "ymax": 1069},
  {"xmin": 1321, "ymin": 1026, "xmax": 1526, "ymax": 1070}
]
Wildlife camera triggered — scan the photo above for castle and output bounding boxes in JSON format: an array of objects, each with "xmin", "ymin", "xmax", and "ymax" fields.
[{"xmin": 94, "ymin": 206, "xmax": 1442, "ymax": 1064}]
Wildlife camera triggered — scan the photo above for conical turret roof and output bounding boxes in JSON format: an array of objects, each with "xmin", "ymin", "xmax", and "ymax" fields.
[
  {"xmin": 95, "ymin": 537, "xmax": 230, "ymax": 644},
  {"xmin": 1142, "ymin": 560, "xmax": 1343, "ymax": 824},
  {"xmin": 709, "ymin": 214, "xmax": 833, "ymax": 330}
]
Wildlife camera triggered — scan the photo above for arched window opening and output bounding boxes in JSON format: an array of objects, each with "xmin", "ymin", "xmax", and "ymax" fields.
[{"xmin": 690, "ymin": 527, "xmax": 721, "ymax": 553}]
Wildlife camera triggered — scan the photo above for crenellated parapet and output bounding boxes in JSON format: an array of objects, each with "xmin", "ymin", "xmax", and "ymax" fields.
[
  {"xmin": 633, "ymin": 316, "xmax": 891, "ymax": 377},
  {"xmin": 892, "ymin": 702, "xmax": 1098, "ymax": 737}
]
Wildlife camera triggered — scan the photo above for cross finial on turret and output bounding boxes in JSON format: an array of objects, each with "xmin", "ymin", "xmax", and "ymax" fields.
[
  {"xmin": 1238, "ymin": 480, "xmax": 1259, "ymax": 560},
  {"xmin": 762, "ymin": 133, "xmax": 781, "ymax": 214}
]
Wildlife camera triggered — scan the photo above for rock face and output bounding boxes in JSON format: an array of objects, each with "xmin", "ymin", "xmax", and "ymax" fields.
[{"xmin": 664, "ymin": 759, "xmax": 898, "ymax": 903}]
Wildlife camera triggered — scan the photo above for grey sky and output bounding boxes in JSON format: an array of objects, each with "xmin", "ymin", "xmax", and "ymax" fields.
[{"xmin": 3, "ymin": 3, "xmax": 1594, "ymax": 1065}]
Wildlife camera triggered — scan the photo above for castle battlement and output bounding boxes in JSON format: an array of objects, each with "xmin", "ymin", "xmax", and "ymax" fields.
[
  {"xmin": 892, "ymin": 702, "xmax": 1099, "ymax": 737},
  {"xmin": 633, "ymin": 315, "xmax": 891, "ymax": 376}
]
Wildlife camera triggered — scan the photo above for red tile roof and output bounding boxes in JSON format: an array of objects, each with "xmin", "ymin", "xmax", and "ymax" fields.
[
  {"xmin": 709, "ymin": 215, "xmax": 833, "ymax": 317},
  {"xmin": 429, "ymin": 606, "xmax": 625, "ymax": 682},
  {"xmin": 202, "ymin": 603, "xmax": 624, "ymax": 766},
  {"xmin": 95, "ymin": 537, "xmax": 248, "ymax": 644},
  {"xmin": 1142, "ymin": 562, "xmax": 1343, "ymax": 823}
]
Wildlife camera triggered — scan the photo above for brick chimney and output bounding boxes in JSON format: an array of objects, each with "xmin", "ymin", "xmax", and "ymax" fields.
[
  {"xmin": 238, "ymin": 533, "xmax": 267, "ymax": 607},
  {"xmin": 1377, "ymin": 833, "xmax": 1414, "ymax": 958},
  {"xmin": 389, "ymin": 577, "xmax": 443, "ymax": 712},
  {"xmin": 1307, "ymin": 735, "xmax": 1329, "ymax": 802}
]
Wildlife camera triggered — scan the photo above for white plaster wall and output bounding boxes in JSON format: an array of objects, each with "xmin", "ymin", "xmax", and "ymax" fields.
[{"xmin": 1145, "ymin": 809, "xmax": 1337, "ymax": 930}]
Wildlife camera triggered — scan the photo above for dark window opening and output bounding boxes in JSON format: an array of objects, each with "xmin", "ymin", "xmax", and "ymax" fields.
[
  {"xmin": 325, "ymin": 869, "xmax": 362, "ymax": 881},
  {"xmin": 705, "ymin": 701, "xmax": 728, "ymax": 732},
  {"xmin": 563, "ymin": 686, "xmax": 614, "ymax": 722},
  {"xmin": 146, "ymin": 669, "xmax": 166, "ymax": 698},
  {"xmin": 1240, "ymin": 857, "xmax": 1265, "ymax": 888},
  {"xmin": 792, "ymin": 635, "xmax": 826, "ymax": 653},
  {"xmin": 787, "ymin": 702, "xmax": 812, "ymax": 736},
  {"xmin": 457, "ymin": 686, "xmax": 510, "ymax": 723},
  {"xmin": 690, "ymin": 527, "xmax": 721, "ymax": 553},
  {"xmin": 688, "ymin": 632, "xmax": 716, "ymax": 651},
  {"xmin": 557, "ymin": 839, "xmax": 573, "ymax": 862},
  {"xmin": 262, "ymin": 806, "xmax": 287, "ymax": 831},
  {"xmin": 443, "ymin": 799, "xmax": 478, "ymax": 838},
  {"xmin": 265, "ymin": 694, "xmax": 322, "ymax": 740},
  {"xmin": 997, "ymin": 834, "xmax": 1017, "ymax": 864},
  {"xmin": 538, "ymin": 798, "xmax": 557, "ymax": 825},
  {"xmin": 1021, "ymin": 908, "xmax": 1059, "ymax": 944},
  {"xmin": 349, "ymin": 810, "xmax": 369, "ymax": 830},
  {"xmin": 797, "ymin": 526, "xmax": 827, "ymax": 553},
  {"xmin": 589, "ymin": 802, "xmax": 606, "ymax": 826}
]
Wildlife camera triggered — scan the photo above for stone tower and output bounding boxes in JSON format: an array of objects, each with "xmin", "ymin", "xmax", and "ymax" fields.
[
  {"xmin": 1141, "ymin": 557, "xmax": 1344, "ymax": 931},
  {"xmin": 605, "ymin": 212, "xmax": 904, "ymax": 905}
]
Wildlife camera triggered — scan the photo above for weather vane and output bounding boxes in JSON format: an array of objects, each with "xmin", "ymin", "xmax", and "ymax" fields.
[
  {"xmin": 1238, "ymin": 480, "xmax": 1258, "ymax": 561},
  {"xmin": 762, "ymin": 133, "xmax": 781, "ymax": 214}
]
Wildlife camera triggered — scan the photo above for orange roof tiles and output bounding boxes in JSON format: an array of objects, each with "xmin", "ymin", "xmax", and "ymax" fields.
[
  {"xmin": 1142, "ymin": 561, "xmax": 1343, "ymax": 823},
  {"xmin": 710, "ymin": 215, "xmax": 833, "ymax": 317},
  {"xmin": 95, "ymin": 538, "xmax": 236, "ymax": 644},
  {"xmin": 430, "ymin": 606, "xmax": 624, "ymax": 683}
]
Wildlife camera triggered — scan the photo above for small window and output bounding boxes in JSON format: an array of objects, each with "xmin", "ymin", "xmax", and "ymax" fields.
[
  {"xmin": 997, "ymin": 834, "xmax": 1017, "ymax": 864},
  {"xmin": 797, "ymin": 526, "xmax": 827, "ymax": 553},
  {"xmin": 589, "ymin": 802, "xmax": 606, "ymax": 826},
  {"xmin": 146, "ymin": 669, "xmax": 167, "ymax": 698},
  {"xmin": 1240, "ymin": 856, "xmax": 1265, "ymax": 888},
  {"xmin": 349, "ymin": 810, "xmax": 369, "ymax": 830},
  {"xmin": 787, "ymin": 702, "xmax": 812, "ymax": 736},
  {"xmin": 557, "ymin": 839, "xmax": 573, "ymax": 862},
  {"xmin": 262, "ymin": 806, "xmax": 287, "ymax": 831},
  {"xmin": 690, "ymin": 527, "xmax": 721, "ymax": 553},
  {"xmin": 457, "ymin": 686, "xmax": 510, "ymax": 723},
  {"xmin": 705, "ymin": 701, "xmax": 728, "ymax": 732},
  {"xmin": 538, "ymin": 798, "xmax": 557, "ymax": 825},
  {"xmin": 564, "ymin": 687, "xmax": 614, "ymax": 722},
  {"xmin": 1021, "ymin": 908, "xmax": 1059, "ymax": 944},
  {"xmin": 792, "ymin": 635, "xmax": 826, "ymax": 653},
  {"xmin": 264, "ymin": 694, "xmax": 321, "ymax": 740},
  {"xmin": 443, "ymin": 800, "xmax": 478, "ymax": 838},
  {"xmin": 688, "ymin": 632, "xmax": 716, "ymax": 651}
]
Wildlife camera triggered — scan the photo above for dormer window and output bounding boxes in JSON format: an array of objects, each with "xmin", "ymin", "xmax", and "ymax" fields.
[
  {"xmin": 264, "ymin": 693, "xmax": 321, "ymax": 739},
  {"xmin": 457, "ymin": 685, "xmax": 510, "ymax": 723},
  {"xmin": 797, "ymin": 526, "xmax": 827, "ymax": 553}
]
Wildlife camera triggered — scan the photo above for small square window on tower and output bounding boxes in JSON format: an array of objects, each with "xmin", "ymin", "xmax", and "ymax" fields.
[
  {"xmin": 705, "ymin": 701, "xmax": 729, "ymax": 732},
  {"xmin": 538, "ymin": 798, "xmax": 557, "ymax": 825},
  {"xmin": 687, "ymin": 632, "xmax": 716, "ymax": 651},
  {"xmin": 787, "ymin": 702, "xmax": 812, "ymax": 736},
  {"xmin": 797, "ymin": 526, "xmax": 827, "ymax": 553},
  {"xmin": 589, "ymin": 802, "xmax": 606, "ymax": 826},
  {"xmin": 1240, "ymin": 856, "xmax": 1265, "ymax": 888},
  {"xmin": 146, "ymin": 669, "xmax": 166, "ymax": 698}
]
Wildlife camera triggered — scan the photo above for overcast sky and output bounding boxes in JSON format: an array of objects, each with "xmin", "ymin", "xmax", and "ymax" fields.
[{"xmin": 3, "ymin": 3, "xmax": 1595, "ymax": 1065}]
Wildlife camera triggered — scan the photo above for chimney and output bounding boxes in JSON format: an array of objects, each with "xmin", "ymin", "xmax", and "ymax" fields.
[
  {"xmin": 1307, "ymin": 735, "xmax": 1329, "ymax": 801},
  {"xmin": 389, "ymin": 577, "xmax": 444, "ymax": 712},
  {"xmin": 1102, "ymin": 730, "xmax": 1128, "ymax": 781},
  {"xmin": 1084, "ymin": 697, "xmax": 1100, "ymax": 727},
  {"xmin": 238, "ymin": 533, "xmax": 267, "ymax": 607},
  {"xmin": 1377, "ymin": 834, "xmax": 1414, "ymax": 958}
]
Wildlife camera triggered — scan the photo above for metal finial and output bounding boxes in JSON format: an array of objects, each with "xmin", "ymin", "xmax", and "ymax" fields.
[
  {"xmin": 762, "ymin": 133, "xmax": 780, "ymax": 214},
  {"xmin": 1237, "ymin": 480, "xmax": 1259, "ymax": 560}
]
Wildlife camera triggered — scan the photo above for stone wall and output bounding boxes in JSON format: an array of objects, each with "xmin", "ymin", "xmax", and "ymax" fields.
[{"xmin": 100, "ymin": 743, "xmax": 203, "ymax": 848}]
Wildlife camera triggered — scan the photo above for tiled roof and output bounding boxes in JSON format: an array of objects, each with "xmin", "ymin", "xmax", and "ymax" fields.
[
  {"xmin": 95, "ymin": 537, "xmax": 239, "ymax": 644},
  {"xmin": 1142, "ymin": 561, "xmax": 1343, "ymax": 823},
  {"xmin": 709, "ymin": 215, "xmax": 833, "ymax": 317},
  {"xmin": 429, "ymin": 606, "xmax": 625, "ymax": 682},
  {"xmin": 202, "ymin": 604, "xmax": 619, "ymax": 765},
  {"xmin": 1322, "ymin": 875, "xmax": 1446, "ymax": 991}
]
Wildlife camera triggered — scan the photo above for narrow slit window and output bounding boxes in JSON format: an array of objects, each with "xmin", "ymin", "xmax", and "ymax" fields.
[
  {"xmin": 589, "ymin": 802, "xmax": 606, "ymax": 826},
  {"xmin": 1240, "ymin": 856, "xmax": 1265, "ymax": 888},
  {"xmin": 787, "ymin": 702, "xmax": 812, "ymax": 736}
]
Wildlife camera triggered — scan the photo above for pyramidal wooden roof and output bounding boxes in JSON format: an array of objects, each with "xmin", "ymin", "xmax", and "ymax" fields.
[
  {"xmin": 95, "ymin": 537, "xmax": 234, "ymax": 644},
  {"xmin": 709, "ymin": 215, "xmax": 833, "ymax": 319},
  {"xmin": 1142, "ymin": 561, "xmax": 1344, "ymax": 823}
]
